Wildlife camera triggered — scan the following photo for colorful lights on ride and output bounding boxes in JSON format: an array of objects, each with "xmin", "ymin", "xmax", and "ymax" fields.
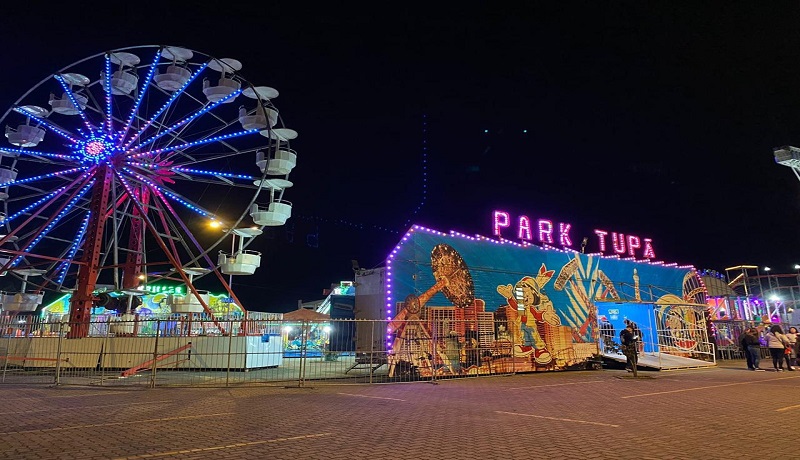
[{"xmin": 74, "ymin": 135, "xmax": 117, "ymax": 163}]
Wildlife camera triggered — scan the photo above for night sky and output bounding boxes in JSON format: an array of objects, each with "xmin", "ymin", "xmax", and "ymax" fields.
[{"xmin": 2, "ymin": 3, "xmax": 800, "ymax": 312}]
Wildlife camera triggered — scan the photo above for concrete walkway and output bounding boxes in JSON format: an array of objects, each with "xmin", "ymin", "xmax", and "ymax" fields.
[{"xmin": 0, "ymin": 359, "xmax": 795, "ymax": 459}]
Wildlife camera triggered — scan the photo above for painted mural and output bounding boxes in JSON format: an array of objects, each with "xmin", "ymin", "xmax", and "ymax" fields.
[{"xmin": 386, "ymin": 227, "xmax": 707, "ymax": 377}]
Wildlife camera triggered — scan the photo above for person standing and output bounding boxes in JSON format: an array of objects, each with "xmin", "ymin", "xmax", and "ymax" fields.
[
  {"xmin": 740, "ymin": 328, "xmax": 754, "ymax": 370},
  {"xmin": 620, "ymin": 323, "xmax": 639, "ymax": 372},
  {"xmin": 741, "ymin": 328, "xmax": 764, "ymax": 371},
  {"xmin": 764, "ymin": 325, "xmax": 793, "ymax": 372},
  {"xmin": 786, "ymin": 327, "xmax": 798, "ymax": 368}
]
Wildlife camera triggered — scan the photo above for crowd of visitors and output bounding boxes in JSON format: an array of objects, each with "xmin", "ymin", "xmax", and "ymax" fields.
[{"xmin": 740, "ymin": 325, "xmax": 799, "ymax": 372}]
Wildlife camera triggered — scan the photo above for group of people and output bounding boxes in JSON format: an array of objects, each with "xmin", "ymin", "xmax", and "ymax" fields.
[{"xmin": 740, "ymin": 325, "xmax": 799, "ymax": 372}]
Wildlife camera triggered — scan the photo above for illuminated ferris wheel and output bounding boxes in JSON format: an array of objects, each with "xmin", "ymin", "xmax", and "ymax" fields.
[{"xmin": 0, "ymin": 45, "xmax": 298, "ymax": 337}]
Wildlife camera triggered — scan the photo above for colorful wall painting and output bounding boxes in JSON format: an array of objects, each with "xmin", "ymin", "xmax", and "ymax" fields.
[{"xmin": 385, "ymin": 226, "xmax": 704, "ymax": 377}]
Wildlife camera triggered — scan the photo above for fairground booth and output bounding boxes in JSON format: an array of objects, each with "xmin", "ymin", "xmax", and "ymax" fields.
[{"xmin": 354, "ymin": 209, "xmax": 716, "ymax": 377}]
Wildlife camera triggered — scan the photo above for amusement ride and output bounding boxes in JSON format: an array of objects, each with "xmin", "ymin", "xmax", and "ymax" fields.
[{"xmin": 0, "ymin": 45, "xmax": 297, "ymax": 338}]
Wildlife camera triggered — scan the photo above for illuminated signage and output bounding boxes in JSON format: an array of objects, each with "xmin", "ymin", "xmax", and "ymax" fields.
[
  {"xmin": 492, "ymin": 210, "xmax": 656, "ymax": 259},
  {"xmin": 147, "ymin": 284, "xmax": 185, "ymax": 295}
]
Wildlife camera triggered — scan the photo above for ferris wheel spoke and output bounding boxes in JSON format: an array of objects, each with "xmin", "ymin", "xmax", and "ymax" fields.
[
  {"xmin": 127, "ymin": 89, "xmax": 243, "ymax": 155},
  {"xmin": 7, "ymin": 181, "xmax": 93, "ymax": 269},
  {"xmin": 148, "ymin": 195, "xmax": 195, "ymax": 267},
  {"xmin": 124, "ymin": 169, "xmax": 216, "ymax": 219},
  {"xmin": 103, "ymin": 54, "xmax": 114, "ymax": 133},
  {"xmin": 0, "ymin": 167, "xmax": 96, "ymax": 247},
  {"xmin": 168, "ymin": 166, "xmax": 256, "ymax": 186},
  {"xmin": 128, "ymin": 128, "xmax": 259, "ymax": 161},
  {"xmin": 148, "ymin": 184, "xmax": 234, "ymax": 286},
  {"xmin": 118, "ymin": 50, "xmax": 161, "ymax": 141},
  {"xmin": 49, "ymin": 212, "xmax": 90, "ymax": 289},
  {"xmin": 4, "ymin": 186, "xmax": 68, "ymax": 225},
  {"xmin": 121, "ymin": 62, "xmax": 209, "ymax": 149},
  {"xmin": 0, "ymin": 146, "xmax": 82, "ymax": 163},
  {"xmin": 54, "ymin": 75, "xmax": 95, "ymax": 133},
  {"xmin": 3, "ymin": 166, "xmax": 90, "ymax": 189}
]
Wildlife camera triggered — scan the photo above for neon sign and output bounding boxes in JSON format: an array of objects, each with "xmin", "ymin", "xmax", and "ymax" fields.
[
  {"xmin": 147, "ymin": 284, "xmax": 185, "ymax": 295},
  {"xmin": 492, "ymin": 210, "xmax": 656, "ymax": 259}
]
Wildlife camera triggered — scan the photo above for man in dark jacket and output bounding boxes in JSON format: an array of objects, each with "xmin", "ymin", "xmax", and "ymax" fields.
[
  {"xmin": 740, "ymin": 328, "xmax": 764, "ymax": 371},
  {"xmin": 620, "ymin": 323, "xmax": 638, "ymax": 372}
]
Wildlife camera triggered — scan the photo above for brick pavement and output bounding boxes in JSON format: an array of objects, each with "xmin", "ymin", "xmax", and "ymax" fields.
[{"xmin": 0, "ymin": 360, "xmax": 796, "ymax": 460}]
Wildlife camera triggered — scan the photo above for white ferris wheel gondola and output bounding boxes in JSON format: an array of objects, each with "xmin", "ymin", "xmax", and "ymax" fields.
[
  {"xmin": 106, "ymin": 52, "xmax": 141, "ymax": 95},
  {"xmin": 4, "ymin": 105, "xmax": 48, "ymax": 148},
  {"xmin": 203, "ymin": 58, "xmax": 243, "ymax": 103},
  {"xmin": 154, "ymin": 46, "xmax": 194, "ymax": 92},
  {"xmin": 49, "ymin": 73, "xmax": 90, "ymax": 115}
]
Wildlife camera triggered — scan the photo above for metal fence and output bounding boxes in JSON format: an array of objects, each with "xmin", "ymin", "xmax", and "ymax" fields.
[{"xmin": 0, "ymin": 316, "xmax": 715, "ymax": 387}]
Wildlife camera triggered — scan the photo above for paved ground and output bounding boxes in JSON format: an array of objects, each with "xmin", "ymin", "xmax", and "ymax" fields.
[{"xmin": 0, "ymin": 360, "xmax": 796, "ymax": 460}]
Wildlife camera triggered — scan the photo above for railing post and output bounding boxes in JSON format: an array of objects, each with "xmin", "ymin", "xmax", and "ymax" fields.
[
  {"xmin": 1, "ymin": 332, "xmax": 10, "ymax": 383},
  {"xmin": 226, "ymin": 318, "xmax": 233, "ymax": 387},
  {"xmin": 149, "ymin": 320, "xmax": 160, "ymax": 388},
  {"xmin": 54, "ymin": 322, "xmax": 64, "ymax": 386},
  {"xmin": 298, "ymin": 321, "xmax": 308, "ymax": 387},
  {"xmin": 369, "ymin": 320, "xmax": 375, "ymax": 384},
  {"xmin": 99, "ymin": 316, "xmax": 111, "ymax": 386}
]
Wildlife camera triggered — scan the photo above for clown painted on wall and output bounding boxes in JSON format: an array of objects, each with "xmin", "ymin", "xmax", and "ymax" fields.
[{"xmin": 496, "ymin": 264, "xmax": 560, "ymax": 367}]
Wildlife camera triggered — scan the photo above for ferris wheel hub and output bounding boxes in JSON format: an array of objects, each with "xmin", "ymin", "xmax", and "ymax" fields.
[{"xmin": 73, "ymin": 133, "xmax": 119, "ymax": 163}]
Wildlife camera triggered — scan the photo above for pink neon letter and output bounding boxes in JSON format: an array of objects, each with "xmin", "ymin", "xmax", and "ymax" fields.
[
  {"xmin": 594, "ymin": 229, "xmax": 608, "ymax": 252},
  {"xmin": 611, "ymin": 232, "xmax": 626, "ymax": 254},
  {"xmin": 493, "ymin": 210, "xmax": 510, "ymax": 237},
  {"xmin": 538, "ymin": 220, "xmax": 554, "ymax": 244},
  {"xmin": 559, "ymin": 222, "xmax": 573, "ymax": 247},
  {"xmin": 627, "ymin": 235, "xmax": 641, "ymax": 257},
  {"xmin": 518, "ymin": 215, "xmax": 533, "ymax": 241},
  {"xmin": 643, "ymin": 238, "xmax": 655, "ymax": 258}
]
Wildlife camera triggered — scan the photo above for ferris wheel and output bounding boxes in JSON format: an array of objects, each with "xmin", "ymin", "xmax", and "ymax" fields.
[{"xmin": 0, "ymin": 45, "xmax": 298, "ymax": 337}]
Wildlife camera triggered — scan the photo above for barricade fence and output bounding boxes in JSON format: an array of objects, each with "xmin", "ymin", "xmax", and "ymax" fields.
[{"xmin": 0, "ymin": 316, "xmax": 714, "ymax": 387}]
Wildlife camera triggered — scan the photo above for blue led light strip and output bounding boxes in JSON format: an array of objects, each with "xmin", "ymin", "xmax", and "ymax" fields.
[
  {"xmin": 123, "ymin": 167, "xmax": 213, "ymax": 218},
  {"xmin": 0, "ymin": 147, "xmax": 81, "ymax": 162},
  {"xmin": 54, "ymin": 75, "xmax": 95, "ymax": 133},
  {"xmin": 121, "ymin": 62, "xmax": 209, "ymax": 149},
  {"xmin": 104, "ymin": 54, "xmax": 113, "ymax": 133},
  {"xmin": 9, "ymin": 181, "xmax": 94, "ymax": 268},
  {"xmin": 4, "ymin": 186, "xmax": 68, "ymax": 224},
  {"xmin": 118, "ymin": 50, "xmax": 161, "ymax": 141},
  {"xmin": 127, "ymin": 128, "xmax": 259, "ymax": 159},
  {"xmin": 3, "ymin": 167, "xmax": 89, "ymax": 188},
  {"xmin": 128, "ymin": 88, "xmax": 243, "ymax": 153},
  {"xmin": 13, "ymin": 107, "xmax": 79, "ymax": 144},
  {"xmin": 171, "ymin": 167, "xmax": 254, "ymax": 181},
  {"xmin": 55, "ymin": 210, "xmax": 91, "ymax": 285}
]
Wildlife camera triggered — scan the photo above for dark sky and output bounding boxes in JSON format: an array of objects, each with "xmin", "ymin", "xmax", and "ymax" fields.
[{"xmin": 3, "ymin": 2, "xmax": 800, "ymax": 312}]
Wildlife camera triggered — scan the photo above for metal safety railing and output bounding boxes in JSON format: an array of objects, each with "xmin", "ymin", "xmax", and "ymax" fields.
[{"xmin": 0, "ymin": 316, "xmax": 720, "ymax": 387}]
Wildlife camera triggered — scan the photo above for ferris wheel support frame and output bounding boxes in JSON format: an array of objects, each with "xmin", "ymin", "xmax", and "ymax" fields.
[
  {"xmin": 113, "ymin": 169, "xmax": 229, "ymax": 335},
  {"xmin": 147, "ymin": 184, "xmax": 249, "ymax": 317},
  {"xmin": 120, "ymin": 187, "xmax": 148, "ymax": 290},
  {"xmin": 68, "ymin": 165, "xmax": 113, "ymax": 338}
]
